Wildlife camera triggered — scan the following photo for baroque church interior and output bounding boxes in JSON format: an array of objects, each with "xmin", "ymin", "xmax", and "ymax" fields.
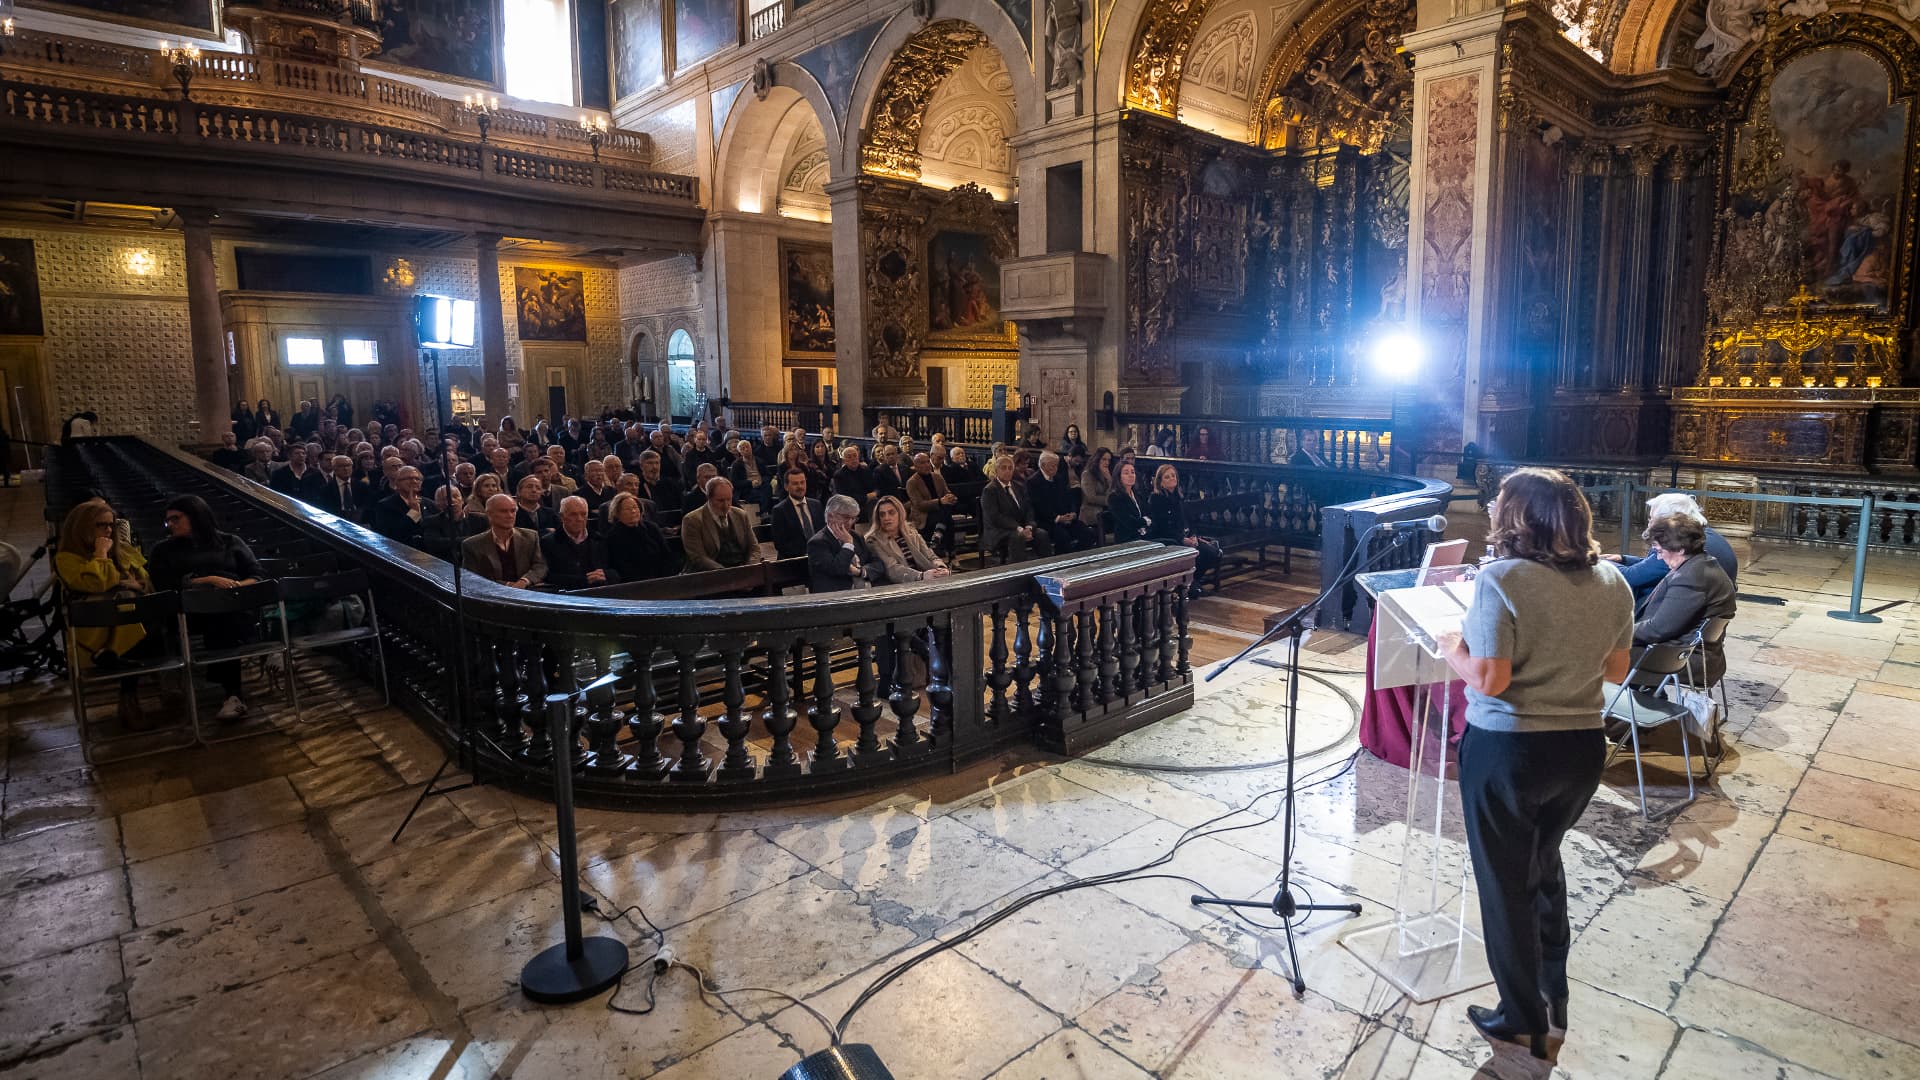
[{"xmin": 3, "ymin": 0, "xmax": 1920, "ymax": 1074}]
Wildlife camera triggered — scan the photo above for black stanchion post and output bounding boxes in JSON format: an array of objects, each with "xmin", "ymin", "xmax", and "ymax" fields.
[{"xmin": 521, "ymin": 680, "xmax": 629, "ymax": 1003}]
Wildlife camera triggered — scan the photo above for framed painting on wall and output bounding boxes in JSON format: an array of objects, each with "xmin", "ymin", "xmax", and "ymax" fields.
[
  {"xmin": 32, "ymin": 0, "xmax": 216, "ymax": 35},
  {"xmin": 611, "ymin": 0, "xmax": 665, "ymax": 100},
  {"xmin": 0, "ymin": 239, "xmax": 45, "ymax": 338},
  {"xmin": 780, "ymin": 240, "xmax": 835, "ymax": 360},
  {"xmin": 376, "ymin": 0, "xmax": 501, "ymax": 85},
  {"xmin": 673, "ymin": 0, "xmax": 737, "ymax": 71},
  {"xmin": 926, "ymin": 230, "xmax": 1004, "ymax": 340},
  {"xmin": 514, "ymin": 267, "xmax": 589, "ymax": 342}
]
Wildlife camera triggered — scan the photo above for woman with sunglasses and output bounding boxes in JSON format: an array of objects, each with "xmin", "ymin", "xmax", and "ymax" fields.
[
  {"xmin": 149, "ymin": 495, "xmax": 264, "ymax": 722},
  {"xmin": 55, "ymin": 499, "xmax": 152, "ymax": 670}
]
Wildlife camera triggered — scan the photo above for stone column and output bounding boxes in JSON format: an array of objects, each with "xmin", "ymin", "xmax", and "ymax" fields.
[
  {"xmin": 826, "ymin": 178, "xmax": 866, "ymax": 430},
  {"xmin": 179, "ymin": 209, "xmax": 231, "ymax": 445},
  {"xmin": 474, "ymin": 233, "xmax": 510, "ymax": 426},
  {"xmin": 1402, "ymin": 8, "xmax": 1503, "ymax": 468}
]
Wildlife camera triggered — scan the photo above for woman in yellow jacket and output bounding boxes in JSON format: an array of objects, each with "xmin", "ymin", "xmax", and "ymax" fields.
[{"xmin": 56, "ymin": 498, "xmax": 152, "ymax": 668}]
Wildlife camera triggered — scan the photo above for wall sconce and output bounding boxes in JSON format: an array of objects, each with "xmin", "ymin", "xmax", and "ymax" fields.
[
  {"xmin": 1867, "ymin": 376, "xmax": 1884, "ymax": 389},
  {"xmin": 383, "ymin": 257, "xmax": 416, "ymax": 289},
  {"xmin": 1834, "ymin": 376, "xmax": 1850, "ymax": 388},
  {"xmin": 2, "ymin": 0, "xmax": 16, "ymax": 37},
  {"xmin": 159, "ymin": 39, "xmax": 200, "ymax": 99},
  {"xmin": 463, "ymin": 94, "xmax": 501, "ymax": 143},
  {"xmin": 580, "ymin": 114, "xmax": 608, "ymax": 161},
  {"xmin": 121, "ymin": 247, "xmax": 157, "ymax": 276}
]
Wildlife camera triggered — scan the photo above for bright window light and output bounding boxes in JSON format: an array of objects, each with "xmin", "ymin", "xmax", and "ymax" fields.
[
  {"xmin": 285, "ymin": 336, "xmax": 326, "ymax": 366},
  {"xmin": 344, "ymin": 338, "xmax": 379, "ymax": 366},
  {"xmin": 504, "ymin": 0, "xmax": 577, "ymax": 106}
]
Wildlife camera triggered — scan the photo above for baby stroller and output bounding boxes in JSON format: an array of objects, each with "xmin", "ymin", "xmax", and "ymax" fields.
[{"xmin": 0, "ymin": 540, "xmax": 65, "ymax": 678}]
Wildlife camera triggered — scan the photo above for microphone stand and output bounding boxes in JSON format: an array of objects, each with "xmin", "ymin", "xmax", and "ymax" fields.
[{"xmin": 1192, "ymin": 523, "xmax": 1415, "ymax": 995}]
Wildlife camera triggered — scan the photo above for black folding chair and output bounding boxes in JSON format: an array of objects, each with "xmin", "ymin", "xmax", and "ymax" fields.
[
  {"xmin": 179, "ymin": 580, "xmax": 297, "ymax": 740},
  {"xmin": 65, "ymin": 590, "xmax": 197, "ymax": 762},
  {"xmin": 1603, "ymin": 630, "xmax": 1706, "ymax": 820},
  {"xmin": 278, "ymin": 570, "xmax": 389, "ymax": 717}
]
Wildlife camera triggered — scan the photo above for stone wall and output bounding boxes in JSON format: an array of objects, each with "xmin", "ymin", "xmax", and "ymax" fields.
[{"xmin": 618, "ymin": 254, "xmax": 708, "ymax": 413}]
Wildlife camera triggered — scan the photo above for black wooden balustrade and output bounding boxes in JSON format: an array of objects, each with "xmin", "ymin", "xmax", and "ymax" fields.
[{"xmin": 1111, "ymin": 412, "xmax": 1393, "ymax": 471}]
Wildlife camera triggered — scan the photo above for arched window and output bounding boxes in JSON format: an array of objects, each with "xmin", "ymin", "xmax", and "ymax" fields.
[{"xmin": 667, "ymin": 329, "xmax": 697, "ymax": 418}]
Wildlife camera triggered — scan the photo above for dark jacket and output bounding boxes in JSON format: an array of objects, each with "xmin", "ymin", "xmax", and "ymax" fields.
[
  {"xmin": 980, "ymin": 480, "xmax": 1034, "ymax": 554},
  {"xmin": 315, "ymin": 476, "xmax": 372, "ymax": 521},
  {"xmin": 832, "ymin": 464, "xmax": 874, "ymax": 516},
  {"xmin": 514, "ymin": 504, "xmax": 560, "ymax": 536},
  {"xmin": 770, "ymin": 496, "xmax": 825, "ymax": 560},
  {"xmin": 1146, "ymin": 490, "xmax": 1191, "ymax": 544},
  {"xmin": 370, "ymin": 494, "xmax": 435, "ymax": 549},
  {"xmin": 1108, "ymin": 488, "xmax": 1150, "ymax": 543},
  {"xmin": 1026, "ymin": 469, "xmax": 1076, "ymax": 526},
  {"xmin": 680, "ymin": 446, "xmax": 730, "ymax": 486},
  {"xmin": 460, "ymin": 528, "xmax": 547, "ymax": 585},
  {"xmin": 635, "ymin": 476, "xmax": 682, "ymax": 515},
  {"xmin": 806, "ymin": 527, "xmax": 877, "ymax": 592},
  {"xmin": 149, "ymin": 532, "xmax": 264, "ymax": 591},
  {"xmin": 269, "ymin": 464, "xmax": 325, "ymax": 502},
  {"xmin": 607, "ymin": 521, "xmax": 678, "ymax": 581},
  {"xmin": 1633, "ymin": 553, "xmax": 1737, "ymax": 685},
  {"xmin": 873, "ymin": 463, "xmax": 909, "ymax": 503},
  {"xmin": 540, "ymin": 529, "xmax": 615, "ymax": 590}
]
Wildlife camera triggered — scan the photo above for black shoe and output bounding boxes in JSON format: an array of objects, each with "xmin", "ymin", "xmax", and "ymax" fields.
[
  {"xmin": 1546, "ymin": 995, "xmax": 1568, "ymax": 1030},
  {"xmin": 1467, "ymin": 1004, "xmax": 1548, "ymax": 1059}
]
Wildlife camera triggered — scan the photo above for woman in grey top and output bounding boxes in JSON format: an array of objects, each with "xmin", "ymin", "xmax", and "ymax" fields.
[{"xmin": 1439, "ymin": 467, "xmax": 1633, "ymax": 1059}]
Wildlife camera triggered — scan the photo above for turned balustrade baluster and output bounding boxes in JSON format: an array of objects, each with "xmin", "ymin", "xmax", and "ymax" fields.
[
  {"xmin": 762, "ymin": 635, "xmax": 802, "ymax": 779},
  {"xmin": 1036, "ymin": 603, "xmax": 1057, "ymax": 716},
  {"xmin": 1052, "ymin": 609, "xmax": 1076, "ymax": 725},
  {"xmin": 1097, "ymin": 597, "xmax": 1119, "ymax": 707},
  {"xmin": 889, "ymin": 622, "xmax": 925, "ymax": 758},
  {"xmin": 1156, "ymin": 585, "xmax": 1177, "ymax": 685},
  {"xmin": 1176, "ymin": 581, "xmax": 1193, "ymax": 678},
  {"xmin": 986, "ymin": 603, "xmax": 1011, "ymax": 727},
  {"xmin": 670, "ymin": 645, "xmax": 709, "ymax": 781},
  {"xmin": 1075, "ymin": 604, "xmax": 1097, "ymax": 712},
  {"xmin": 808, "ymin": 637, "xmax": 847, "ymax": 771},
  {"xmin": 1012, "ymin": 596, "xmax": 1036, "ymax": 713},
  {"xmin": 519, "ymin": 644, "xmax": 553, "ymax": 764},
  {"xmin": 715, "ymin": 640, "xmax": 755, "ymax": 780},
  {"xmin": 852, "ymin": 632, "xmax": 886, "ymax": 764},
  {"xmin": 624, "ymin": 643, "xmax": 666, "ymax": 773},
  {"xmin": 1116, "ymin": 592, "xmax": 1137, "ymax": 704},
  {"xmin": 927, "ymin": 623, "xmax": 954, "ymax": 746}
]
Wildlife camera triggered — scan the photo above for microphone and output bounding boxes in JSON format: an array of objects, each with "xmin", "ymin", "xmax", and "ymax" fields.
[{"xmin": 1375, "ymin": 514, "xmax": 1448, "ymax": 534}]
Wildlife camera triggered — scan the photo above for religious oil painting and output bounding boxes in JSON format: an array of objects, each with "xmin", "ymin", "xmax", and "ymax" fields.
[
  {"xmin": 611, "ymin": 0, "xmax": 666, "ymax": 100},
  {"xmin": 780, "ymin": 241, "xmax": 836, "ymax": 359},
  {"xmin": 514, "ymin": 267, "xmax": 588, "ymax": 342},
  {"xmin": 1741, "ymin": 46, "xmax": 1911, "ymax": 312},
  {"xmin": 674, "ymin": 0, "xmax": 737, "ymax": 71},
  {"xmin": 0, "ymin": 239, "xmax": 44, "ymax": 338},
  {"xmin": 927, "ymin": 230, "xmax": 1003, "ymax": 337},
  {"xmin": 377, "ymin": 0, "xmax": 499, "ymax": 84},
  {"xmin": 39, "ymin": 0, "xmax": 215, "ymax": 33}
]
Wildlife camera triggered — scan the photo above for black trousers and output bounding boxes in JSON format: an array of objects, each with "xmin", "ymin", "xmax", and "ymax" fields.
[{"xmin": 1458, "ymin": 724, "xmax": 1606, "ymax": 1035}]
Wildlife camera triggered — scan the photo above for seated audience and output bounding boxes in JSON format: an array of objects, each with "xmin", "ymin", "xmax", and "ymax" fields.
[
  {"xmin": 604, "ymin": 492, "xmax": 678, "ymax": 580},
  {"xmin": 982, "ymin": 454, "xmax": 1052, "ymax": 562},
  {"xmin": 905, "ymin": 452, "xmax": 958, "ymax": 553},
  {"xmin": 209, "ymin": 431, "xmax": 249, "ymax": 472},
  {"xmin": 540, "ymin": 496, "xmax": 614, "ymax": 590},
  {"xmin": 1609, "ymin": 493, "xmax": 1738, "ymax": 606},
  {"xmin": 771, "ymin": 468, "xmax": 825, "ymax": 561},
  {"xmin": 244, "ymin": 440, "xmax": 277, "ymax": 485},
  {"xmin": 576, "ymin": 458, "xmax": 613, "ymax": 514},
  {"xmin": 460, "ymin": 494, "xmax": 547, "ymax": 588},
  {"xmin": 679, "ymin": 428, "xmax": 730, "ymax": 487},
  {"xmin": 371, "ymin": 466, "xmax": 434, "ymax": 549},
  {"xmin": 1108, "ymin": 459, "xmax": 1150, "ymax": 542},
  {"xmin": 808, "ymin": 495, "xmax": 876, "ymax": 592},
  {"xmin": 866, "ymin": 496, "xmax": 951, "ymax": 584},
  {"xmin": 729, "ymin": 438, "xmax": 767, "ymax": 512},
  {"xmin": 1059, "ymin": 424, "xmax": 1088, "ymax": 460},
  {"xmin": 1028, "ymin": 451, "xmax": 1096, "ymax": 552},
  {"xmin": 1146, "ymin": 464, "xmax": 1221, "ymax": 594},
  {"xmin": 513, "ymin": 475, "xmax": 560, "ymax": 535},
  {"xmin": 832, "ymin": 445, "xmax": 874, "ymax": 519},
  {"xmin": 149, "ymin": 495, "xmax": 264, "ymax": 721},
  {"xmin": 679, "ymin": 477, "xmax": 763, "ymax": 572},
  {"xmin": 423, "ymin": 486, "xmax": 467, "ymax": 560},
  {"xmin": 685, "ymin": 462, "xmax": 721, "ymax": 510},
  {"xmin": 56, "ymin": 499, "xmax": 152, "ymax": 679},
  {"xmin": 635, "ymin": 451, "xmax": 682, "ymax": 515},
  {"xmin": 463, "ymin": 474, "xmax": 503, "ymax": 535},
  {"xmin": 1632, "ymin": 513, "xmax": 1737, "ymax": 685},
  {"xmin": 873, "ymin": 444, "xmax": 909, "ymax": 503},
  {"xmin": 1080, "ymin": 447, "xmax": 1113, "ymax": 538},
  {"xmin": 316, "ymin": 454, "xmax": 370, "ymax": 522},
  {"xmin": 754, "ymin": 426, "xmax": 784, "ymax": 470}
]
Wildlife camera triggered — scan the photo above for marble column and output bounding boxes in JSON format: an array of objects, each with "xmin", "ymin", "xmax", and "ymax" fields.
[
  {"xmin": 826, "ymin": 178, "xmax": 866, "ymax": 429},
  {"xmin": 1403, "ymin": 8, "xmax": 1503, "ymax": 466},
  {"xmin": 474, "ymin": 233, "xmax": 510, "ymax": 426},
  {"xmin": 179, "ymin": 209, "xmax": 231, "ymax": 445}
]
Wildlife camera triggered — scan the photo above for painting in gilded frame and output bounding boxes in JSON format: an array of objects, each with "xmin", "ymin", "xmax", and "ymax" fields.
[
  {"xmin": 926, "ymin": 230, "xmax": 1003, "ymax": 339},
  {"xmin": 30, "ymin": 0, "xmax": 216, "ymax": 35},
  {"xmin": 780, "ymin": 241, "xmax": 835, "ymax": 360},
  {"xmin": 611, "ymin": 0, "xmax": 665, "ymax": 100},
  {"xmin": 376, "ymin": 0, "xmax": 500, "ymax": 85},
  {"xmin": 673, "ymin": 0, "xmax": 737, "ymax": 71},
  {"xmin": 514, "ymin": 267, "xmax": 588, "ymax": 342}
]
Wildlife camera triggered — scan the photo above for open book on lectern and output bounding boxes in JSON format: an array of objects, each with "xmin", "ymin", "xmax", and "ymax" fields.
[{"xmin": 1372, "ymin": 577, "xmax": 1476, "ymax": 690}]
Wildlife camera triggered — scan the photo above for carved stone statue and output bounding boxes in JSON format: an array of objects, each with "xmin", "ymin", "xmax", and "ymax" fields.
[
  {"xmin": 1047, "ymin": 0, "xmax": 1084, "ymax": 92},
  {"xmin": 1693, "ymin": 0, "xmax": 1768, "ymax": 76}
]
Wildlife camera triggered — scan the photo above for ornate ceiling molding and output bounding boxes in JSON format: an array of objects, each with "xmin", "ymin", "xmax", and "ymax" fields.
[
  {"xmin": 1124, "ymin": 0, "xmax": 1213, "ymax": 117},
  {"xmin": 860, "ymin": 21, "xmax": 992, "ymax": 182}
]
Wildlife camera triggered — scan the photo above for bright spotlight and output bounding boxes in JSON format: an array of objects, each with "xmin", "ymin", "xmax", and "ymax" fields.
[{"xmin": 1369, "ymin": 331, "xmax": 1423, "ymax": 381}]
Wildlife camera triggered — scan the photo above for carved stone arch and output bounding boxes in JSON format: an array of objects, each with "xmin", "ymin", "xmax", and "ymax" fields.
[
  {"xmin": 861, "ymin": 21, "xmax": 995, "ymax": 181},
  {"xmin": 1189, "ymin": 10, "xmax": 1258, "ymax": 96},
  {"xmin": 1124, "ymin": 0, "xmax": 1216, "ymax": 117},
  {"xmin": 1248, "ymin": 0, "xmax": 1412, "ymax": 151},
  {"xmin": 714, "ymin": 60, "xmax": 843, "ymax": 210},
  {"xmin": 843, "ymin": 0, "xmax": 1042, "ymax": 181},
  {"xmin": 1610, "ymin": 0, "xmax": 1694, "ymax": 75}
]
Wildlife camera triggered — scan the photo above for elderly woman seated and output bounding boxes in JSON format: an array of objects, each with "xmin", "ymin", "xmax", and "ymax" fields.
[
  {"xmin": 1610, "ymin": 493, "xmax": 1737, "ymax": 607},
  {"xmin": 1632, "ymin": 513, "xmax": 1737, "ymax": 686}
]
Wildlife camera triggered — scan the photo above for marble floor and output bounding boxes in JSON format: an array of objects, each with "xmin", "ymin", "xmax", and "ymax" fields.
[{"xmin": 4, "ymin": 484, "xmax": 1920, "ymax": 1079}]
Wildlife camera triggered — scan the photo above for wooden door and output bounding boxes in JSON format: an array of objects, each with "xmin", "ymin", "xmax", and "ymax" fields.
[
  {"xmin": 791, "ymin": 368, "xmax": 819, "ymax": 406},
  {"xmin": 925, "ymin": 367, "xmax": 946, "ymax": 408}
]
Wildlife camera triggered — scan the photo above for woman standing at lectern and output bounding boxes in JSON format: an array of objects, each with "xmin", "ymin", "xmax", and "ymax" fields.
[{"xmin": 1437, "ymin": 467, "xmax": 1633, "ymax": 1060}]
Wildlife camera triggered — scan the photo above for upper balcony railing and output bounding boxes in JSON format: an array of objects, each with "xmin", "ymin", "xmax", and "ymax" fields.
[{"xmin": 0, "ymin": 27, "xmax": 673, "ymax": 196}]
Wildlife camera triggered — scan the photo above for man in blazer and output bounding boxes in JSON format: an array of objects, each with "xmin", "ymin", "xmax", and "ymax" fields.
[
  {"xmin": 269, "ymin": 445, "xmax": 326, "ymax": 503},
  {"xmin": 981, "ymin": 455, "xmax": 1052, "ymax": 562},
  {"xmin": 905, "ymin": 452, "xmax": 958, "ymax": 550},
  {"xmin": 807, "ymin": 495, "xmax": 876, "ymax": 592},
  {"xmin": 316, "ymin": 454, "xmax": 372, "ymax": 522},
  {"xmin": 770, "ymin": 468, "xmax": 825, "ymax": 561},
  {"xmin": 1027, "ymin": 451, "xmax": 1096, "ymax": 553},
  {"xmin": 678, "ymin": 477, "xmax": 764, "ymax": 572},
  {"xmin": 540, "ymin": 495, "xmax": 615, "ymax": 590},
  {"xmin": 370, "ymin": 466, "xmax": 436, "ymax": 549},
  {"xmin": 461, "ymin": 493, "xmax": 548, "ymax": 588}
]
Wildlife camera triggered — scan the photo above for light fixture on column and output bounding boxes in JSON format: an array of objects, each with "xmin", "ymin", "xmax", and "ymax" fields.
[
  {"xmin": 580, "ymin": 114, "xmax": 608, "ymax": 161},
  {"xmin": 463, "ymin": 93, "xmax": 501, "ymax": 143},
  {"xmin": 159, "ymin": 39, "xmax": 200, "ymax": 99}
]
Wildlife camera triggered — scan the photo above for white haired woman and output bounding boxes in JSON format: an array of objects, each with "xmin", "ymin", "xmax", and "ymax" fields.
[{"xmin": 1606, "ymin": 493, "xmax": 1737, "ymax": 605}]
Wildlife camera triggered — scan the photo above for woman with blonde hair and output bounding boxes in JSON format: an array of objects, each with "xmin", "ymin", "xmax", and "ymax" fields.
[
  {"xmin": 56, "ymin": 498, "xmax": 151, "ymax": 668},
  {"xmin": 462, "ymin": 473, "xmax": 502, "ymax": 537},
  {"xmin": 1438, "ymin": 467, "xmax": 1633, "ymax": 1059},
  {"xmin": 864, "ymin": 496, "xmax": 951, "ymax": 584}
]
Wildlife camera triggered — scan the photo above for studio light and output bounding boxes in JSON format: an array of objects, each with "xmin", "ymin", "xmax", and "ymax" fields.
[
  {"xmin": 1369, "ymin": 330, "xmax": 1423, "ymax": 382},
  {"xmin": 778, "ymin": 1045, "xmax": 897, "ymax": 1080}
]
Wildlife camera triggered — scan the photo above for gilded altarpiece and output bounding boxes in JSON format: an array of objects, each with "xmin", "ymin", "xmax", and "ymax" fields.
[{"xmin": 1674, "ymin": 14, "xmax": 1920, "ymax": 474}]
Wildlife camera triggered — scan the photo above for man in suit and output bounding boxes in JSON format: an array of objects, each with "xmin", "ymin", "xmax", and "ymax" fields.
[
  {"xmin": 679, "ymin": 428, "xmax": 730, "ymax": 488},
  {"xmin": 461, "ymin": 494, "xmax": 548, "ymax": 588},
  {"xmin": 807, "ymin": 495, "xmax": 875, "ymax": 592},
  {"xmin": 678, "ymin": 477, "xmax": 763, "ymax": 572},
  {"xmin": 905, "ymin": 452, "xmax": 958, "ymax": 551},
  {"xmin": 770, "ymin": 467, "xmax": 825, "ymax": 561},
  {"xmin": 754, "ymin": 425, "xmax": 783, "ymax": 471},
  {"xmin": 316, "ymin": 454, "xmax": 371, "ymax": 522},
  {"xmin": 635, "ymin": 451, "xmax": 682, "ymax": 516},
  {"xmin": 540, "ymin": 495, "xmax": 615, "ymax": 590},
  {"xmin": 873, "ymin": 444, "xmax": 909, "ymax": 504},
  {"xmin": 513, "ymin": 475, "xmax": 560, "ymax": 535},
  {"xmin": 371, "ymin": 466, "xmax": 435, "ymax": 548},
  {"xmin": 209, "ymin": 431, "xmax": 250, "ymax": 472},
  {"xmin": 269, "ymin": 445, "xmax": 325, "ymax": 503},
  {"xmin": 1027, "ymin": 451, "xmax": 1096, "ymax": 553},
  {"xmin": 831, "ymin": 445, "xmax": 874, "ymax": 520},
  {"xmin": 982, "ymin": 454, "xmax": 1052, "ymax": 562}
]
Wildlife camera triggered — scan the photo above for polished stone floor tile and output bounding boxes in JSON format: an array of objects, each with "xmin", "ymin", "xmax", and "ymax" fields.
[
  {"xmin": 305, "ymin": 1034, "xmax": 494, "ymax": 1080},
  {"xmin": 118, "ymin": 776, "xmax": 307, "ymax": 862},
  {"xmin": 402, "ymin": 883, "xmax": 570, "ymax": 1013},
  {"xmin": 0, "ymin": 817, "xmax": 120, "ymax": 897},
  {"xmin": 1788, "ymin": 765, "xmax": 1920, "ymax": 841},
  {"xmin": 987, "ymin": 1026, "xmax": 1155, "ymax": 1079},
  {"xmin": 646, "ymin": 1022, "xmax": 799, "ymax": 1080},
  {"xmin": 288, "ymin": 756, "xmax": 407, "ymax": 810},
  {"xmin": 943, "ymin": 770, "xmax": 1160, "ymax": 867},
  {"xmin": 0, "ymin": 869, "xmax": 130, "ymax": 968},
  {"xmin": 956, "ymin": 878, "xmax": 1192, "ymax": 1019},
  {"xmin": 134, "ymin": 945, "xmax": 428, "ymax": 1080},
  {"xmin": 0, "ymin": 939, "xmax": 124, "ymax": 1063},
  {"xmin": 0, "ymin": 1026, "xmax": 139, "ymax": 1080},
  {"xmin": 1570, "ymin": 883, "xmax": 1723, "ymax": 1012},
  {"xmin": 324, "ymin": 783, "xmax": 477, "ymax": 866},
  {"xmin": 0, "ymin": 770, "xmax": 109, "ymax": 838},
  {"xmin": 360, "ymin": 823, "xmax": 558, "ymax": 929},
  {"xmin": 821, "ymin": 814, "xmax": 1055, "ymax": 939},
  {"xmin": 1658, "ymin": 1026, "xmax": 1834, "ymax": 1080},
  {"xmin": 582, "ymin": 828, "xmax": 811, "ymax": 933},
  {"xmin": 1778, "ymin": 809, "xmax": 1920, "ymax": 871},
  {"xmin": 126, "ymin": 820, "xmax": 331, "ymax": 926},
  {"xmin": 121, "ymin": 875, "xmax": 377, "ymax": 1020},
  {"xmin": 1673, "ymin": 971, "xmax": 1920, "ymax": 1080}
]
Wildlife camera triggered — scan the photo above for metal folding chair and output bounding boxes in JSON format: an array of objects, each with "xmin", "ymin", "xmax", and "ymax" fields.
[
  {"xmin": 65, "ymin": 590, "xmax": 198, "ymax": 762},
  {"xmin": 278, "ymin": 569, "xmax": 390, "ymax": 718},
  {"xmin": 1603, "ymin": 630, "xmax": 1705, "ymax": 820},
  {"xmin": 1690, "ymin": 615, "xmax": 1734, "ymax": 777},
  {"xmin": 179, "ymin": 580, "xmax": 297, "ymax": 741}
]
